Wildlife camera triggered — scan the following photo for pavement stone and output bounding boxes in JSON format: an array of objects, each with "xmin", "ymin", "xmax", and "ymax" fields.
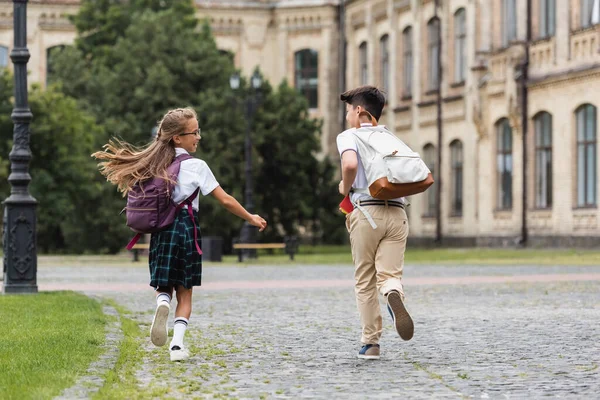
[{"xmin": 41, "ymin": 264, "xmax": 600, "ymax": 399}]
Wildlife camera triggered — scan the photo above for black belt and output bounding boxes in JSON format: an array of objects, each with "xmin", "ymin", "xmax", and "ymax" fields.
[{"xmin": 357, "ymin": 200, "xmax": 405, "ymax": 209}]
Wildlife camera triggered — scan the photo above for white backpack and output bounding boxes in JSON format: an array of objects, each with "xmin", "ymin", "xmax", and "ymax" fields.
[{"xmin": 350, "ymin": 125, "xmax": 431, "ymax": 196}]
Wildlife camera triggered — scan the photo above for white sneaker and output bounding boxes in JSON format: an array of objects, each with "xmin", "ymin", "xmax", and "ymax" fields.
[
  {"xmin": 170, "ymin": 346, "xmax": 190, "ymax": 362},
  {"xmin": 150, "ymin": 302, "xmax": 170, "ymax": 347}
]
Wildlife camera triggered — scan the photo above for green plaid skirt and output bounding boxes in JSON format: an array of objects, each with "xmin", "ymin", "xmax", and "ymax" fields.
[{"xmin": 149, "ymin": 208, "xmax": 202, "ymax": 289}]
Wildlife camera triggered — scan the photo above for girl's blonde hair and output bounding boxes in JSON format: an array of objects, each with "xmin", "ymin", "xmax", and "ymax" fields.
[{"xmin": 92, "ymin": 107, "xmax": 198, "ymax": 194}]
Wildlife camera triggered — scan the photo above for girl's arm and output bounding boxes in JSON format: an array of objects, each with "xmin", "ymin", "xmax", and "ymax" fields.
[{"xmin": 210, "ymin": 186, "xmax": 267, "ymax": 231}]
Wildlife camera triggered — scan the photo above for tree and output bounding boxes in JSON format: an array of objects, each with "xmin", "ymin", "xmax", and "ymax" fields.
[{"xmin": 46, "ymin": 0, "xmax": 346, "ymax": 251}]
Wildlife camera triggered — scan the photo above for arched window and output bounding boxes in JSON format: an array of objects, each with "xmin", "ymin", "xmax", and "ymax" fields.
[
  {"xmin": 454, "ymin": 9, "xmax": 467, "ymax": 83},
  {"xmin": 576, "ymin": 104, "xmax": 597, "ymax": 206},
  {"xmin": 450, "ymin": 140, "xmax": 463, "ymax": 215},
  {"xmin": 402, "ymin": 27, "xmax": 413, "ymax": 97},
  {"xmin": 0, "ymin": 45, "xmax": 8, "ymax": 69},
  {"xmin": 427, "ymin": 18, "xmax": 440, "ymax": 90},
  {"xmin": 379, "ymin": 35, "xmax": 390, "ymax": 95},
  {"xmin": 539, "ymin": 0, "xmax": 556, "ymax": 37},
  {"xmin": 423, "ymin": 143, "xmax": 436, "ymax": 216},
  {"xmin": 46, "ymin": 45, "xmax": 66, "ymax": 85},
  {"xmin": 534, "ymin": 112, "xmax": 553, "ymax": 208},
  {"xmin": 502, "ymin": 0, "xmax": 517, "ymax": 47},
  {"xmin": 218, "ymin": 49, "xmax": 235, "ymax": 63},
  {"xmin": 294, "ymin": 49, "xmax": 319, "ymax": 109},
  {"xmin": 496, "ymin": 118, "xmax": 513, "ymax": 209},
  {"xmin": 359, "ymin": 42, "xmax": 368, "ymax": 85}
]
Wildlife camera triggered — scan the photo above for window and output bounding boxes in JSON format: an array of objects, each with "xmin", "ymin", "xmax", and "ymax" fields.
[
  {"xmin": 427, "ymin": 18, "xmax": 440, "ymax": 90},
  {"xmin": 46, "ymin": 45, "xmax": 66, "ymax": 85},
  {"xmin": 450, "ymin": 140, "xmax": 463, "ymax": 215},
  {"xmin": 359, "ymin": 42, "xmax": 368, "ymax": 85},
  {"xmin": 534, "ymin": 112, "xmax": 553, "ymax": 208},
  {"xmin": 380, "ymin": 35, "xmax": 390, "ymax": 95},
  {"xmin": 581, "ymin": 0, "xmax": 600, "ymax": 28},
  {"xmin": 402, "ymin": 27, "xmax": 413, "ymax": 97},
  {"xmin": 576, "ymin": 104, "xmax": 597, "ymax": 207},
  {"xmin": 502, "ymin": 0, "xmax": 517, "ymax": 47},
  {"xmin": 454, "ymin": 9, "xmax": 467, "ymax": 83},
  {"xmin": 294, "ymin": 49, "xmax": 319, "ymax": 109},
  {"xmin": 539, "ymin": 0, "xmax": 556, "ymax": 37},
  {"xmin": 219, "ymin": 49, "xmax": 235, "ymax": 63},
  {"xmin": 423, "ymin": 143, "xmax": 436, "ymax": 216},
  {"xmin": 0, "ymin": 46, "xmax": 8, "ymax": 69},
  {"xmin": 497, "ymin": 119, "xmax": 513, "ymax": 209}
]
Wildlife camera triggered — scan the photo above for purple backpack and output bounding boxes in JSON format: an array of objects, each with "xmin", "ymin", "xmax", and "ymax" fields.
[{"xmin": 124, "ymin": 154, "xmax": 202, "ymax": 254}]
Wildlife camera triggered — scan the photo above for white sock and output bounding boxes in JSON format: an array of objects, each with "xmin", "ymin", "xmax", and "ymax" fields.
[
  {"xmin": 156, "ymin": 292, "xmax": 171, "ymax": 306},
  {"xmin": 170, "ymin": 317, "xmax": 189, "ymax": 350}
]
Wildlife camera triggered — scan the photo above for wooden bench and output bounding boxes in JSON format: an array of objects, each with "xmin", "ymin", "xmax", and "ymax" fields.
[
  {"xmin": 130, "ymin": 243, "xmax": 149, "ymax": 262},
  {"xmin": 233, "ymin": 236, "xmax": 298, "ymax": 262}
]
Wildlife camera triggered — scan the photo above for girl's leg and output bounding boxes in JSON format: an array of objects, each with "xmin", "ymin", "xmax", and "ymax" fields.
[
  {"xmin": 169, "ymin": 286, "xmax": 193, "ymax": 361},
  {"xmin": 151, "ymin": 286, "xmax": 173, "ymax": 347}
]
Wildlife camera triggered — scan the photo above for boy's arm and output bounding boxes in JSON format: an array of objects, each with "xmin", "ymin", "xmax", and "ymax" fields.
[{"xmin": 339, "ymin": 150, "xmax": 359, "ymax": 196}]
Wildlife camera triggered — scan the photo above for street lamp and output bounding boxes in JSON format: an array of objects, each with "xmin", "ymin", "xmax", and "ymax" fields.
[
  {"xmin": 230, "ymin": 70, "xmax": 262, "ymax": 260},
  {"xmin": 3, "ymin": 0, "xmax": 37, "ymax": 293}
]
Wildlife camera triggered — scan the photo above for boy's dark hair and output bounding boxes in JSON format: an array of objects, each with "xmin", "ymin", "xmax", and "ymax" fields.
[{"xmin": 340, "ymin": 86, "xmax": 386, "ymax": 121}]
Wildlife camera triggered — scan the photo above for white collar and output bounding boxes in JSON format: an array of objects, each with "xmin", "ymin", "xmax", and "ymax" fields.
[{"xmin": 175, "ymin": 147, "xmax": 189, "ymax": 156}]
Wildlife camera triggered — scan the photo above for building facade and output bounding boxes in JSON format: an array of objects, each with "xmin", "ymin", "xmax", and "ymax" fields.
[{"xmin": 1, "ymin": 0, "xmax": 599, "ymax": 245}]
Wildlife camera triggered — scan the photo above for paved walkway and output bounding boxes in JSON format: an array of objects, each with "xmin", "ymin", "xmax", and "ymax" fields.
[{"xmin": 28, "ymin": 263, "xmax": 600, "ymax": 398}]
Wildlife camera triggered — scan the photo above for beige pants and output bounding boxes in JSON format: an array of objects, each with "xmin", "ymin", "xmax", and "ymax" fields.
[{"xmin": 346, "ymin": 204, "xmax": 409, "ymax": 344}]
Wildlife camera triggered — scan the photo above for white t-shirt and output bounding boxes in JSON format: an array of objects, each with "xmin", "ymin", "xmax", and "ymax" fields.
[
  {"xmin": 172, "ymin": 147, "xmax": 219, "ymax": 211},
  {"xmin": 336, "ymin": 124, "xmax": 404, "ymax": 204}
]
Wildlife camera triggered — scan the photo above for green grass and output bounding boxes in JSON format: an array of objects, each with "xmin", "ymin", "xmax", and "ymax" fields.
[
  {"xmin": 92, "ymin": 301, "xmax": 147, "ymax": 400},
  {"xmin": 19, "ymin": 245, "xmax": 600, "ymax": 267},
  {"xmin": 0, "ymin": 291, "xmax": 106, "ymax": 400},
  {"xmin": 220, "ymin": 245, "xmax": 600, "ymax": 266}
]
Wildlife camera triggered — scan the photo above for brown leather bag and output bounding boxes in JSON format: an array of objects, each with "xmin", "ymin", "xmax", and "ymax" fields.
[{"xmin": 369, "ymin": 173, "xmax": 435, "ymax": 200}]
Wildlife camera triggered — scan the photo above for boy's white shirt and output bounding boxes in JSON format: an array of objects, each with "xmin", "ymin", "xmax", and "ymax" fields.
[
  {"xmin": 173, "ymin": 147, "xmax": 219, "ymax": 211},
  {"xmin": 336, "ymin": 123, "xmax": 405, "ymax": 204}
]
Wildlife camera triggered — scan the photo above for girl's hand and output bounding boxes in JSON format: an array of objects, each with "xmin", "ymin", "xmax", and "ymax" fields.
[{"xmin": 249, "ymin": 214, "xmax": 267, "ymax": 232}]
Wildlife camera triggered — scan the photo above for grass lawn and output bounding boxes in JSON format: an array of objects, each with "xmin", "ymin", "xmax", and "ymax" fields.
[
  {"xmin": 216, "ymin": 245, "xmax": 600, "ymax": 266},
  {"xmin": 7, "ymin": 246, "xmax": 598, "ymax": 268},
  {"xmin": 0, "ymin": 291, "xmax": 106, "ymax": 400}
]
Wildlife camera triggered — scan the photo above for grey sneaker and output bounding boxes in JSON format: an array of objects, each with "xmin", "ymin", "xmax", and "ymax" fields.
[
  {"xmin": 150, "ymin": 302, "xmax": 170, "ymax": 346},
  {"xmin": 387, "ymin": 290, "xmax": 414, "ymax": 341},
  {"xmin": 357, "ymin": 344, "xmax": 380, "ymax": 360}
]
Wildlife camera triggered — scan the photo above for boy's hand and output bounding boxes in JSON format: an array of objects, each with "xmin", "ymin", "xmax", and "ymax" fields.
[
  {"xmin": 249, "ymin": 214, "xmax": 267, "ymax": 232},
  {"xmin": 339, "ymin": 180, "xmax": 347, "ymax": 196}
]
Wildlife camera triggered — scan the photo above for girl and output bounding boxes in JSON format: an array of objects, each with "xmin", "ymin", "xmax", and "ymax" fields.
[{"xmin": 92, "ymin": 107, "xmax": 267, "ymax": 361}]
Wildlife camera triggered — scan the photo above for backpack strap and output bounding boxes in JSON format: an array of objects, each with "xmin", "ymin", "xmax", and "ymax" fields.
[{"xmin": 176, "ymin": 188, "xmax": 202, "ymax": 255}]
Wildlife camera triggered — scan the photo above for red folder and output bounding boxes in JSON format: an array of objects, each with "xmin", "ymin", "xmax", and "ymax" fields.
[{"xmin": 339, "ymin": 195, "xmax": 354, "ymax": 214}]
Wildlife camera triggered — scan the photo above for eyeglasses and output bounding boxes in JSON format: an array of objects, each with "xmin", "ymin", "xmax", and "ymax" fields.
[{"xmin": 179, "ymin": 128, "xmax": 201, "ymax": 138}]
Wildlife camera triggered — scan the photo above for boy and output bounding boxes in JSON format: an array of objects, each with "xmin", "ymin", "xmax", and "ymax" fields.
[{"xmin": 337, "ymin": 86, "xmax": 414, "ymax": 360}]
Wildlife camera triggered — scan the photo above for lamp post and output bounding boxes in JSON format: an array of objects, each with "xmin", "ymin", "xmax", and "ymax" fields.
[
  {"xmin": 3, "ymin": 0, "xmax": 37, "ymax": 294},
  {"xmin": 230, "ymin": 70, "xmax": 262, "ymax": 260}
]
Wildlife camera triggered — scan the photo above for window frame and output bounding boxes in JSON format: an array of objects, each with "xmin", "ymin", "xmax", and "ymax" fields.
[
  {"xmin": 427, "ymin": 18, "xmax": 440, "ymax": 91},
  {"xmin": 534, "ymin": 112, "xmax": 553, "ymax": 209},
  {"xmin": 402, "ymin": 27, "xmax": 413, "ymax": 97},
  {"xmin": 359, "ymin": 41, "xmax": 368, "ymax": 86},
  {"xmin": 294, "ymin": 49, "xmax": 319, "ymax": 109},
  {"xmin": 576, "ymin": 104, "xmax": 597, "ymax": 207},
  {"xmin": 496, "ymin": 118, "xmax": 513, "ymax": 210},
  {"xmin": 454, "ymin": 9, "xmax": 467, "ymax": 84},
  {"xmin": 450, "ymin": 140, "xmax": 464, "ymax": 216}
]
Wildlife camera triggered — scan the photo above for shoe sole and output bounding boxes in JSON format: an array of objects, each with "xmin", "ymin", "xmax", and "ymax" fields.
[
  {"xmin": 150, "ymin": 303, "xmax": 169, "ymax": 347},
  {"xmin": 357, "ymin": 354, "xmax": 380, "ymax": 360},
  {"xmin": 170, "ymin": 351, "xmax": 190, "ymax": 362},
  {"xmin": 387, "ymin": 291, "xmax": 414, "ymax": 341}
]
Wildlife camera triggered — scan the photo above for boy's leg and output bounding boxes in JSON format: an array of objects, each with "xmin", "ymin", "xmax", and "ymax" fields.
[
  {"xmin": 170, "ymin": 286, "xmax": 193, "ymax": 361},
  {"xmin": 151, "ymin": 286, "xmax": 173, "ymax": 347},
  {"xmin": 348, "ymin": 208, "xmax": 385, "ymax": 345},
  {"xmin": 375, "ymin": 207, "xmax": 413, "ymax": 340}
]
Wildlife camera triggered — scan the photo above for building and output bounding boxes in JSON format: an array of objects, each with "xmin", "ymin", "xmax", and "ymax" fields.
[{"xmin": 1, "ymin": 0, "xmax": 599, "ymax": 246}]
